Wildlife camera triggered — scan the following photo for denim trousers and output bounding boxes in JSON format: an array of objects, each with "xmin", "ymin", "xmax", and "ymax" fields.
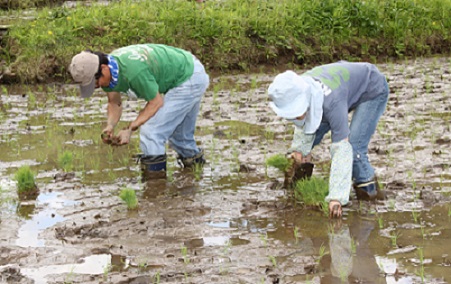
[
  {"xmin": 139, "ymin": 57, "xmax": 210, "ymax": 157},
  {"xmin": 313, "ymin": 81, "xmax": 389, "ymax": 184}
]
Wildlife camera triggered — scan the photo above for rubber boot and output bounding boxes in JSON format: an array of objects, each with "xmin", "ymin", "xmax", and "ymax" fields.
[
  {"xmin": 353, "ymin": 177, "xmax": 386, "ymax": 201},
  {"xmin": 177, "ymin": 149, "xmax": 205, "ymax": 169},
  {"xmin": 284, "ymin": 162, "xmax": 314, "ymax": 188},
  {"xmin": 140, "ymin": 154, "xmax": 167, "ymax": 180}
]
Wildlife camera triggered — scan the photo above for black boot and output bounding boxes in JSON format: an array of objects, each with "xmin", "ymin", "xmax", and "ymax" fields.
[
  {"xmin": 140, "ymin": 154, "xmax": 167, "ymax": 180},
  {"xmin": 177, "ymin": 149, "xmax": 205, "ymax": 169},
  {"xmin": 353, "ymin": 177, "xmax": 385, "ymax": 201}
]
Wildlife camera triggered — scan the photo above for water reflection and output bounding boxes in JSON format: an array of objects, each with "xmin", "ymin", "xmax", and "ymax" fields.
[
  {"xmin": 327, "ymin": 219, "xmax": 381, "ymax": 282},
  {"xmin": 328, "ymin": 219, "xmax": 414, "ymax": 284}
]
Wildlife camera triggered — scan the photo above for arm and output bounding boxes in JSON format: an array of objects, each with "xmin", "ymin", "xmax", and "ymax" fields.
[
  {"xmin": 129, "ymin": 93, "xmax": 164, "ymax": 131},
  {"xmin": 101, "ymin": 92, "xmax": 122, "ymax": 142},
  {"xmin": 289, "ymin": 125, "xmax": 315, "ymax": 163},
  {"xmin": 116, "ymin": 93, "xmax": 164, "ymax": 144},
  {"xmin": 325, "ymin": 139, "xmax": 353, "ymax": 206}
]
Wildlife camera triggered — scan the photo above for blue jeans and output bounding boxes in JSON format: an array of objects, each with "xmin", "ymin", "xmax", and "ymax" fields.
[
  {"xmin": 313, "ymin": 81, "xmax": 389, "ymax": 184},
  {"xmin": 139, "ymin": 57, "xmax": 209, "ymax": 157}
]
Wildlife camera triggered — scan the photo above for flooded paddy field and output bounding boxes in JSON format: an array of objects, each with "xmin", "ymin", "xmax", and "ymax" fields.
[{"xmin": 0, "ymin": 57, "xmax": 450, "ymax": 283}]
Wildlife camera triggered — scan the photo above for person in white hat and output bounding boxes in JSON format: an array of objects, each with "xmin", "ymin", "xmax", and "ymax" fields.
[
  {"xmin": 69, "ymin": 44, "xmax": 209, "ymax": 178},
  {"xmin": 268, "ymin": 61, "xmax": 389, "ymax": 218}
]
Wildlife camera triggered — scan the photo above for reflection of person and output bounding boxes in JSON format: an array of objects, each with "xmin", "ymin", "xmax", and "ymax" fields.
[
  {"xmin": 328, "ymin": 218, "xmax": 380, "ymax": 283},
  {"xmin": 329, "ymin": 221, "xmax": 353, "ymax": 282},
  {"xmin": 268, "ymin": 61, "xmax": 389, "ymax": 217},
  {"xmin": 69, "ymin": 44, "xmax": 209, "ymax": 177}
]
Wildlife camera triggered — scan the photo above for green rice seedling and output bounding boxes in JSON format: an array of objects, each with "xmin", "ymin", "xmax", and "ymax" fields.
[
  {"xmin": 28, "ymin": 91, "xmax": 37, "ymax": 110},
  {"xmin": 152, "ymin": 272, "xmax": 161, "ymax": 284},
  {"xmin": 119, "ymin": 188, "xmax": 138, "ymax": 210},
  {"xmin": 412, "ymin": 210, "xmax": 420, "ymax": 223},
  {"xmin": 181, "ymin": 246, "xmax": 190, "ymax": 268},
  {"xmin": 268, "ymin": 255, "xmax": 277, "ymax": 267},
  {"xmin": 415, "ymin": 247, "xmax": 425, "ymax": 282},
  {"xmin": 317, "ymin": 243, "xmax": 329, "ymax": 264},
  {"xmin": 192, "ymin": 162, "xmax": 203, "ymax": 181},
  {"xmin": 294, "ymin": 226, "xmax": 301, "ymax": 244},
  {"xmin": 103, "ymin": 264, "xmax": 112, "ymax": 282},
  {"xmin": 14, "ymin": 166, "xmax": 38, "ymax": 199},
  {"xmin": 259, "ymin": 233, "xmax": 268, "ymax": 247},
  {"xmin": 377, "ymin": 215, "xmax": 384, "ymax": 229},
  {"xmin": 265, "ymin": 154, "xmax": 292, "ymax": 173},
  {"xmin": 390, "ymin": 231, "xmax": 401, "ymax": 248},
  {"xmin": 294, "ymin": 177, "xmax": 329, "ymax": 208},
  {"xmin": 58, "ymin": 150, "xmax": 74, "ymax": 172}
]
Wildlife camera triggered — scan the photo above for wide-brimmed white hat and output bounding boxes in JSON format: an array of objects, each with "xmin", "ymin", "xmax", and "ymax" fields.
[
  {"xmin": 268, "ymin": 70, "xmax": 324, "ymax": 134},
  {"xmin": 69, "ymin": 51, "xmax": 99, "ymax": 98}
]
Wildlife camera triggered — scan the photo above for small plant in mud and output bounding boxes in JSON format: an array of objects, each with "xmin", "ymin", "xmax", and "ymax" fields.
[
  {"xmin": 14, "ymin": 166, "xmax": 39, "ymax": 199},
  {"xmin": 294, "ymin": 177, "xmax": 329, "ymax": 208},
  {"xmin": 181, "ymin": 246, "xmax": 190, "ymax": 264},
  {"xmin": 390, "ymin": 231, "xmax": 401, "ymax": 248},
  {"xmin": 119, "ymin": 188, "xmax": 138, "ymax": 210},
  {"xmin": 294, "ymin": 226, "xmax": 301, "ymax": 244},
  {"xmin": 265, "ymin": 154, "xmax": 292, "ymax": 172},
  {"xmin": 192, "ymin": 163, "xmax": 203, "ymax": 181},
  {"xmin": 58, "ymin": 150, "xmax": 74, "ymax": 172},
  {"xmin": 415, "ymin": 247, "xmax": 426, "ymax": 282},
  {"xmin": 317, "ymin": 243, "xmax": 329, "ymax": 264},
  {"xmin": 268, "ymin": 255, "xmax": 277, "ymax": 267},
  {"xmin": 152, "ymin": 271, "xmax": 161, "ymax": 283}
]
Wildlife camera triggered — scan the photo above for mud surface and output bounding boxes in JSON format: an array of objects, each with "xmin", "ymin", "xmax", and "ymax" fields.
[{"xmin": 0, "ymin": 57, "xmax": 450, "ymax": 283}]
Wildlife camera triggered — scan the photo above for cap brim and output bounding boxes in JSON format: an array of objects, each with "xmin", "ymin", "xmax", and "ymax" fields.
[{"xmin": 79, "ymin": 78, "xmax": 96, "ymax": 98}]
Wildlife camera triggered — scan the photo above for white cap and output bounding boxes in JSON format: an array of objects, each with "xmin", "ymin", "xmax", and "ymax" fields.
[
  {"xmin": 69, "ymin": 51, "xmax": 99, "ymax": 98},
  {"xmin": 268, "ymin": 70, "xmax": 324, "ymax": 134}
]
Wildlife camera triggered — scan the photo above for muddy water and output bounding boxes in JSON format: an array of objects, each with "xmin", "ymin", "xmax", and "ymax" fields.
[{"xmin": 0, "ymin": 57, "xmax": 450, "ymax": 283}]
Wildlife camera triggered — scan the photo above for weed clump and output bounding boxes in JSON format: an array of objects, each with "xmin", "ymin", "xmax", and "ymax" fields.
[
  {"xmin": 119, "ymin": 188, "xmax": 138, "ymax": 210},
  {"xmin": 14, "ymin": 166, "xmax": 39, "ymax": 199},
  {"xmin": 266, "ymin": 154, "xmax": 292, "ymax": 173}
]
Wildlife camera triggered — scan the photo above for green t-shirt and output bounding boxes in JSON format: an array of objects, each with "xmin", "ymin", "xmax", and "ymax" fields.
[{"xmin": 102, "ymin": 44, "xmax": 194, "ymax": 101}]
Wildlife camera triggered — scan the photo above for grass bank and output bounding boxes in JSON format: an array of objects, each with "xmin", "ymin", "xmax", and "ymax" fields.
[{"xmin": 1, "ymin": 0, "xmax": 451, "ymax": 83}]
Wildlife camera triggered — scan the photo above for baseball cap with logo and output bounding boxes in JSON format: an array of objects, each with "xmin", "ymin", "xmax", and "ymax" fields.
[{"xmin": 69, "ymin": 51, "xmax": 99, "ymax": 98}]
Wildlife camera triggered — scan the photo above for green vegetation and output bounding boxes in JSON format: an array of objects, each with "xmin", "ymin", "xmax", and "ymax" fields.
[
  {"xmin": 265, "ymin": 154, "xmax": 292, "ymax": 173},
  {"xmin": 14, "ymin": 165, "xmax": 38, "ymax": 198},
  {"xmin": 0, "ymin": 0, "xmax": 62, "ymax": 10},
  {"xmin": 58, "ymin": 150, "xmax": 74, "ymax": 172},
  {"xmin": 119, "ymin": 188, "xmax": 138, "ymax": 210},
  {"xmin": 2, "ymin": 0, "xmax": 451, "ymax": 83},
  {"xmin": 294, "ymin": 176, "xmax": 329, "ymax": 207}
]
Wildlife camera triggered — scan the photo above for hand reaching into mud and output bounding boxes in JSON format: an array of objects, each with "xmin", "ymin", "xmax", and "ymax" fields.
[
  {"xmin": 284, "ymin": 152, "xmax": 314, "ymax": 188},
  {"xmin": 101, "ymin": 125, "xmax": 114, "ymax": 144},
  {"xmin": 116, "ymin": 128, "xmax": 132, "ymax": 145}
]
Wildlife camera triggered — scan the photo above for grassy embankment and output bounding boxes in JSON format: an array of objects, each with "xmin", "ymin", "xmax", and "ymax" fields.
[{"xmin": 1, "ymin": 0, "xmax": 450, "ymax": 83}]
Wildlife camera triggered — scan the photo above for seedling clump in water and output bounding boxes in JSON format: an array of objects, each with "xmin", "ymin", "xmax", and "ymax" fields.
[
  {"xmin": 119, "ymin": 188, "xmax": 138, "ymax": 210},
  {"xmin": 14, "ymin": 166, "xmax": 39, "ymax": 199},
  {"xmin": 265, "ymin": 154, "xmax": 292, "ymax": 173},
  {"xmin": 294, "ymin": 177, "xmax": 329, "ymax": 208}
]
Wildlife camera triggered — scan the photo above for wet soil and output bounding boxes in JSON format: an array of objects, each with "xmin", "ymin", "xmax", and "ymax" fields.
[{"xmin": 0, "ymin": 57, "xmax": 450, "ymax": 283}]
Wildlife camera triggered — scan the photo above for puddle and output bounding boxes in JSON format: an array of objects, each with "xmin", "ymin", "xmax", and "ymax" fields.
[
  {"xmin": 15, "ymin": 192, "xmax": 78, "ymax": 248},
  {"xmin": 0, "ymin": 57, "xmax": 450, "ymax": 283},
  {"xmin": 21, "ymin": 254, "xmax": 113, "ymax": 284}
]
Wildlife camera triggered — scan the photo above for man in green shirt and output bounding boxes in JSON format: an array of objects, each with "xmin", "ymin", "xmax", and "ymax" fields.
[{"xmin": 69, "ymin": 44, "xmax": 210, "ymax": 178}]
